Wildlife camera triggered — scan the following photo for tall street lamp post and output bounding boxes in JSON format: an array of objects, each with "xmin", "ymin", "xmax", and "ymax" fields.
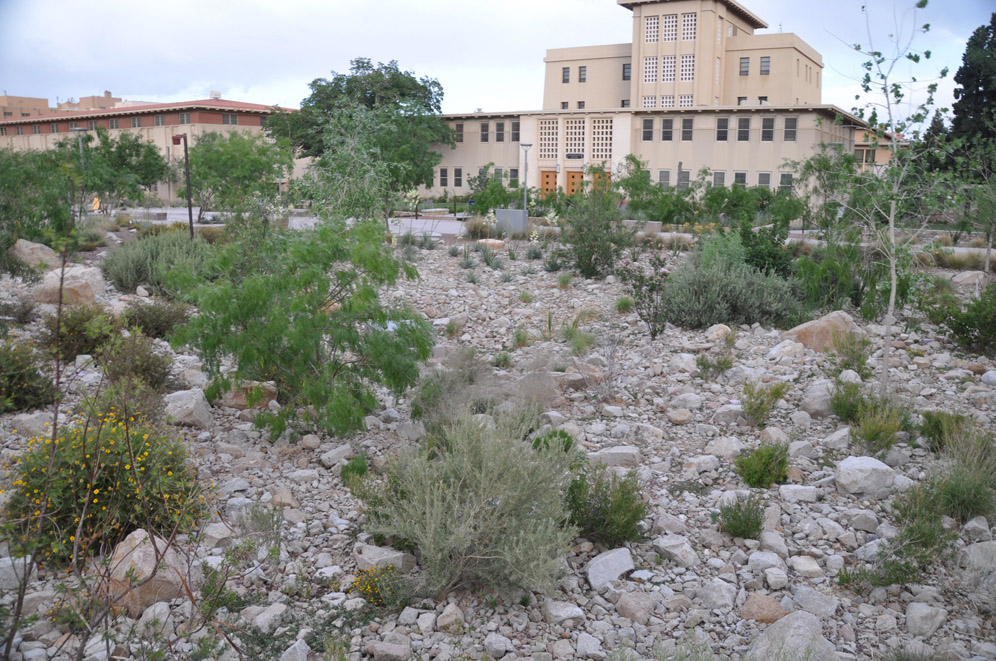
[
  {"xmin": 69, "ymin": 127, "xmax": 88, "ymax": 222},
  {"xmin": 172, "ymin": 133, "xmax": 194, "ymax": 239},
  {"xmin": 520, "ymin": 143, "xmax": 532, "ymax": 213}
]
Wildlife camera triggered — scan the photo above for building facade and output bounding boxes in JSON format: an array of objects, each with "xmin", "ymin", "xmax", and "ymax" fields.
[
  {"xmin": 425, "ymin": 0, "xmax": 867, "ymax": 200},
  {"xmin": 0, "ymin": 99, "xmax": 276, "ymax": 201}
]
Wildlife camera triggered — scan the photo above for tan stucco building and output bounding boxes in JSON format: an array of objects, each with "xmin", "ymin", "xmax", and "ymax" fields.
[{"xmin": 426, "ymin": 0, "xmax": 868, "ymax": 200}]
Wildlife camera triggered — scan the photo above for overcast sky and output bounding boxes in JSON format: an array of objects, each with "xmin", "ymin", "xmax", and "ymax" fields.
[{"xmin": 1, "ymin": 0, "xmax": 991, "ymax": 127}]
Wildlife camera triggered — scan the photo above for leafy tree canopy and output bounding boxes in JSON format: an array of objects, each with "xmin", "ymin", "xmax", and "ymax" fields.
[{"xmin": 952, "ymin": 12, "xmax": 996, "ymax": 142}]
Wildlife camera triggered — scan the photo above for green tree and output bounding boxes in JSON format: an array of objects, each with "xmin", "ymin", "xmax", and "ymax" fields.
[
  {"xmin": 0, "ymin": 149, "xmax": 74, "ymax": 253},
  {"xmin": 616, "ymin": 154, "xmax": 694, "ymax": 224},
  {"xmin": 951, "ymin": 13, "xmax": 996, "ymax": 142},
  {"xmin": 185, "ymin": 131, "xmax": 293, "ymax": 221},
  {"xmin": 561, "ymin": 166, "xmax": 632, "ymax": 279}
]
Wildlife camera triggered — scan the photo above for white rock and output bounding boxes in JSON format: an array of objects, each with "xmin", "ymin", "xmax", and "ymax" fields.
[
  {"xmin": 353, "ymin": 543, "xmax": 416, "ymax": 572},
  {"xmin": 616, "ymin": 591, "xmax": 661, "ymax": 624},
  {"xmin": 320, "ymin": 444, "xmax": 354, "ymax": 468},
  {"xmin": 653, "ymin": 535, "xmax": 700, "ymax": 567},
  {"xmin": 670, "ymin": 393, "xmax": 703, "ymax": 410},
  {"xmin": 279, "ymin": 640, "xmax": 311, "ymax": 661},
  {"xmin": 745, "ymin": 611, "xmax": 836, "ymax": 661},
  {"xmin": 33, "ymin": 265, "xmax": 105, "ymax": 305},
  {"xmin": 712, "ymin": 404, "xmax": 743, "ymax": 425},
  {"xmin": 437, "ymin": 603, "xmax": 464, "ymax": 631},
  {"xmin": 625, "ymin": 423, "xmax": 664, "ymax": 444},
  {"xmin": 760, "ymin": 426, "xmax": 789, "ymax": 444},
  {"xmin": 586, "ymin": 548, "xmax": 634, "ymax": 591},
  {"xmin": 759, "ymin": 531, "xmax": 788, "ymax": 558},
  {"xmin": 668, "ymin": 353, "xmax": 698, "ymax": 374},
  {"xmin": 704, "ymin": 436, "xmax": 744, "ymax": 458},
  {"xmin": 836, "ymin": 456, "xmax": 895, "ymax": 500},
  {"xmin": 779, "ymin": 485, "xmax": 819, "ymax": 503},
  {"xmin": 794, "ymin": 585, "xmax": 839, "ymax": 618},
  {"xmin": 748, "ymin": 551, "xmax": 786, "ymax": 573},
  {"xmin": 589, "ymin": 445, "xmax": 641, "ymax": 468},
  {"xmin": 163, "ymin": 388, "xmax": 214, "ymax": 429},
  {"xmin": 542, "ymin": 599, "xmax": 586, "ymax": 625},
  {"xmin": 483, "ymin": 632, "xmax": 512, "ymax": 658},
  {"xmin": 576, "ymin": 632, "xmax": 605, "ymax": 660},
  {"xmin": 959, "ymin": 541, "xmax": 996, "ymax": 572},
  {"xmin": 801, "ymin": 379, "xmax": 833, "ymax": 418},
  {"xmin": 706, "ymin": 324, "xmax": 733, "ymax": 341},
  {"xmin": 10, "ymin": 238, "xmax": 59, "ymax": 269},
  {"xmin": 906, "ymin": 602, "xmax": 947, "ymax": 637},
  {"xmin": 106, "ymin": 529, "xmax": 191, "ymax": 618},
  {"xmin": 696, "ymin": 577, "xmax": 736, "ymax": 610},
  {"xmin": 982, "ymin": 370, "xmax": 996, "ymax": 386},
  {"xmin": 962, "ymin": 516, "xmax": 992, "ymax": 543},
  {"xmin": 822, "ymin": 427, "xmax": 851, "ymax": 450},
  {"xmin": 765, "ymin": 567, "xmax": 789, "ymax": 589},
  {"xmin": 768, "ymin": 339, "xmax": 805, "ymax": 360},
  {"xmin": 683, "ymin": 454, "xmax": 719, "ymax": 474},
  {"xmin": 0, "ymin": 557, "xmax": 33, "ymax": 591},
  {"xmin": 789, "ymin": 555, "xmax": 824, "ymax": 578}
]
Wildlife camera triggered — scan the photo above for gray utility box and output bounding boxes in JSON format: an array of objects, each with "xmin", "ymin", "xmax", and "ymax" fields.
[{"xmin": 495, "ymin": 208, "xmax": 528, "ymax": 235}]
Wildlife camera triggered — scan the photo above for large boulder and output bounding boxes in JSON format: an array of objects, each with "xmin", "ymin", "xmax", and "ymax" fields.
[
  {"xmin": 105, "ymin": 529, "xmax": 191, "ymax": 618},
  {"xmin": 782, "ymin": 310, "xmax": 864, "ymax": 352},
  {"xmin": 745, "ymin": 611, "xmax": 836, "ymax": 661},
  {"xmin": 801, "ymin": 379, "xmax": 834, "ymax": 419},
  {"xmin": 586, "ymin": 547, "xmax": 634, "ymax": 591},
  {"xmin": 10, "ymin": 239, "xmax": 60, "ymax": 270},
  {"xmin": 33, "ymin": 265, "xmax": 106, "ymax": 305},
  {"xmin": 836, "ymin": 456, "xmax": 895, "ymax": 500},
  {"xmin": 163, "ymin": 388, "xmax": 214, "ymax": 429},
  {"xmin": 216, "ymin": 381, "xmax": 278, "ymax": 410}
]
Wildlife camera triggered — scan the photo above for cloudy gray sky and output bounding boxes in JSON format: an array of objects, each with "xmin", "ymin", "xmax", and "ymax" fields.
[{"xmin": 1, "ymin": 0, "xmax": 990, "ymax": 127}]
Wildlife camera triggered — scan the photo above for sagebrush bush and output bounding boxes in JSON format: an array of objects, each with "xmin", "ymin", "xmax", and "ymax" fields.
[
  {"xmin": 99, "ymin": 331, "xmax": 174, "ymax": 391},
  {"xmin": 102, "ymin": 232, "xmax": 210, "ymax": 295},
  {"xmin": 831, "ymin": 380, "xmax": 866, "ymax": 423},
  {"xmin": 717, "ymin": 493, "xmax": 764, "ymax": 539},
  {"xmin": 566, "ymin": 462, "xmax": 647, "ymax": 547},
  {"xmin": 852, "ymin": 398, "xmax": 903, "ymax": 454},
  {"xmin": 362, "ymin": 416, "xmax": 576, "ymax": 597},
  {"xmin": 40, "ymin": 304, "xmax": 119, "ymax": 361},
  {"xmin": 918, "ymin": 410, "xmax": 971, "ymax": 453},
  {"xmin": 0, "ymin": 339, "xmax": 55, "ymax": 413},
  {"xmin": 123, "ymin": 299, "xmax": 191, "ymax": 339},
  {"xmin": 734, "ymin": 443, "xmax": 788, "ymax": 488},
  {"xmin": 2, "ymin": 412, "xmax": 204, "ymax": 564},
  {"xmin": 741, "ymin": 380, "xmax": 789, "ymax": 428}
]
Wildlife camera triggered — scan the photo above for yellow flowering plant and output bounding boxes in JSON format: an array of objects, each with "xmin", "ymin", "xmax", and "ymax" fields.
[
  {"xmin": 349, "ymin": 565, "xmax": 407, "ymax": 609},
  {"xmin": 1, "ymin": 410, "xmax": 205, "ymax": 565}
]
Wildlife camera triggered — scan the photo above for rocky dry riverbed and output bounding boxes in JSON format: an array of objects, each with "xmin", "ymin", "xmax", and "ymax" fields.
[{"xmin": 2, "ymin": 235, "xmax": 996, "ymax": 661}]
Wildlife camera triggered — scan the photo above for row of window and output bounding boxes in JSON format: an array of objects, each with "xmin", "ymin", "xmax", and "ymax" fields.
[
  {"xmin": 642, "ymin": 95, "xmax": 694, "ymax": 109},
  {"xmin": 653, "ymin": 169, "xmax": 793, "ymax": 190},
  {"xmin": 739, "ymin": 56, "xmax": 771, "ymax": 76},
  {"xmin": 0, "ymin": 111, "xmax": 235, "ymax": 136},
  {"xmin": 562, "ymin": 66, "xmax": 587, "ymax": 84},
  {"xmin": 643, "ymin": 55, "xmax": 695, "ymax": 84},
  {"xmin": 644, "ymin": 13, "xmax": 696, "ymax": 43},
  {"xmin": 436, "ymin": 167, "xmax": 522, "ymax": 189},
  {"xmin": 456, "ymin": 120, "xmax": 520, "ymax": 144},
  {"xmin": 640, "ymin": 116, "xmax": 798, "ymax": 142}
]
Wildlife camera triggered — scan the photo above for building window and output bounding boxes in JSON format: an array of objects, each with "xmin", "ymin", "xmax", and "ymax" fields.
[
  {"xmin": 681, "ymin": 13, "xmax": 697, "ymax": 40},
  {"xmin": 658, "ymin": 170, "xmax": 670, "ymax": 187},
  {"xmin": 737, "ymin": 96, "xmax": 747, "ymax": 106},
  {"xmin": 577, "ymin": 101, "xmax": 585, "ymax": 109},
  {"xmin": 50, "ymin": 123, "xmax": 59, "ymax": 133},
  {"xmin": 642, "ymin": 118, "xmax": 654, "ymax": 141},
  {"xmin": 153, "ymin": 115, "xmax": 165, "ymax": 127},
  {"xmin": 645, "ymin": 15, "xmax": 659, "ymax": 43},
  {"xmin": 454, "ymin": 168, "xmax": 463, "ymax": 188},
  {"xmin": 662, "ymin": 55, "xmax": 676, "ymax": 83},
  {"xmin": 679, "ymin": 95, "xmax": 693, "ymax": 107},
  {"xmin": 784, "ymin": 117, "xmax": 798, "ymax": 141},
  {"xmin": 760, "ymin": 56, "xmax": 771, "ymax": 75},
  {"xmin": 69, "ymin": 121, "xmax": 78, "ymax": 129},
  {"xmin": 758, "ymin": 96, "xmax": 768, "ymax": 105},
  {"xmin": 716, "ymin": 117, "xmax": 729, "ymax": 141},
  {"xmin": 681, "ymin": 118, "xmax": 693, "ymax": 141},
  {"xmin": 108, "ymin": 118, "xmax": 119, "ymax": 129},
  {"xmin": 622, "ymin": 63, "xmax": 631, "ymax": 81},
  {"xmin": 661, "ymin": 118, "xmax": 673, "ymax": 141},
  {"xmin": 740, "ymin": 57, "xmax": 750, "ymax": 76},
  {"xmin": 179, "ymin": 112, "xmax": 191, "ymax": 125},
  {"xmin": 562, "ymin": 67, "xmax": 570, "ymax": 84},
  {"xmin": 88, "ymin": 120, "xmax": 97, "ymax": 130},
  {"xmin": 0, "ymin": 127, "xmax": 7, "ymax": 136},
  {"xmin": 737, "ymin": 117, "xmax": 750, "ymax": 141},
  {"xmin": 496, "ymin": 121, "xmax": 505, "ymax": 142},
  {"xmin": 621, "ymin": 99, "xmax": 630, "ymax": 108},
  {"xmin": 511, "ymin": 121, "xmax": 520, "ymax": 142},
  {"xmin": 734, "ymin": 172, "xmax": 747, "ymax": 186},
  {"xmin": 761, "ymin": 117, "xmax": 774, "ymax": 141},
  {"xmin": 677, "ymin": 169, "xmax": 691, "ymax": 189},
  {"xmin": 779, "ymin": 173, "xmax": 794, "ymax": 190},
  {"xmin": 131, "ymin": 117, "xmax": 141, "ymax": 128},
  {"xmin": 439, "ymin": 168, "xmax": 448, "ymax": 187},
  {"xmin": 538, "ymin": 118, "xmax": 559, "ymax": 159},
  {"xmin": 662, "ymin": 95, "xmax": 675, "ymax": 108},
  {"xmin": 758, "ymin": 172, "xmax": 771, "ymax": 187},
  {"xmin": 680, "ymin": 55, "xmax": 695, "ymax": 81},
  {"xmin": 222, "ymin": 113, "xmax": 238, "ymax": 125},
  {"xmin": 454, "ymin": 123, "xmax": 463, "ymax": 142},
  {"xmin": 11, "ymin": 126, "xmax": 22, "ymax": 135},
  {"xmin": 561, "ymin": 101, "xmax": 569, "ymax": 109},
  {"xmin": 644, "ymin": 56, "xmax": 658, "ymax": 83},
  {"xmin": 494, "ymin": 168, "xmax": 503, "ymax": 181},
  {"xmin": 662, "ymin": 14, "xmax": 677, "ymax": 41},
  {"xmin": 713, "ymin": 171, "xmax": 725, "ymax": 186},
  {"xmin": 480, "ymin": 122, "xmax": 489, "ymax": 142},
  {"xmin": 32, "ymin": 124, "xmax": 40, "ymax": 134},
  {"xmin": 509, "ymin": 168, "xmax": 519, "ymax": 185},
  {"xmin": 642, "ymin": 96, "xmax": 657, "ymax": 109},
  {"xmin": 579, "ymin": 66, "xmax": 587, "ymax": 83}
]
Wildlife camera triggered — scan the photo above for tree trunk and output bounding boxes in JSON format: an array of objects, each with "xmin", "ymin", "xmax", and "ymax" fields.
[{"xmin": 879, "ymin": 197, "xmax": 898, "ymax": 399}]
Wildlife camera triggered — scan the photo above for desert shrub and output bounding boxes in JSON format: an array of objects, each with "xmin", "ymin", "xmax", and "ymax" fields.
[
  {"xmin": 99, "ymin": 331, "xmax": 174, "ymax": 391},
  {"xmin": 0, "ymin": 297, "xmax": 37, "ymax": 326},
  {"xmin": 341, "ymin": 454, "xmax": 368, "ymax": 488},
  {"xmin": 696, "ymin": 354, "xmax": 733, "ymax": 379},
  {"xmin": 937, "ymin": 283, "xmax": 996, "ymax": 356},
  {"xmin": 519, "ymin": 291, "xmax": 532, "ymax": 303},
  {"xmin": 831, "ymin": 380, "xmax": 866, "ymax": 423},
  {"xmin": 557, "ymin": 272, "xmax": 572, "ymax": 289},
  {"xmin": 934, "ymin": 466, "xmax": 996, "ymax": 523},
  {"xmin": 616, "ymin": 252, "xmax": 669, "ymax": 338},
  {"xmin": 0, "ymin": 339, "xmax": 55, "ymax": 413},
  {"xmin": 2, "ymin": 412, "xmax": 204, "ymax": 564},
  {"xmin": 852, "ymin": 398, "xmax": 903, "ymax": 454},
  {"xmin": 447, "ymin": 244, "xmax": 460, "ymax": 257},
  {"xmin": 826, "ymin": 330, "xmax": 872, "ymax": 379},
  {"xmin": 654, "ymin": 235, "xmax": 804, "ymax": 330},
  {"xmin": 363, "ymin": 416, "xmax": 576, "ymax": 596},
  {"xmin": 543, "ymin": 254, "xmax": 563, "ymax": 272},
  {"xmin": 513, "ymin": 327, "xmax": 530, "ymax": 348},
  {"xmin": 137, "ymin": 222, "xmax": 188, "ymax": 239},
  {"xmin": 40, "ymin": 304, "xmax": 119, "ymax": 361},
  {"xmin": 527, "ymin": 244, "xmax": 544, "ymax": 260},
  {"xmin": 914, "ymin": 275, "xmax": 960, "ymax": 326},
  {"xmin": 918, "ymin": 410, "xmax": 971, "ymax": 453},
  {"xmin": 615, "ymin": 296, "xmax": 634, "ymax": 313},
  {"xmin": 741, "ymin": 380, "xmax": 789, "ymax": 428},
  {"xmin": 102, "ymin": 231, "xmax": 210, "ymax": 295},
  {"xmin": 493, "ymin": 352, "xmax": 511, "ymax": 368},
  {"xmin": 734, "ymin": 443, "xmax": 788, "ymax": 488},
  {"xmin": 717, "ymin": 493, "xmax": 764, "ymax": 539},
  {"xmin": 350, "ymin": 565, "xmax": 409, "ymax": 609},
  {"xmin": 122, "ymin": 299, "xmax": 191, "ymax": 340},
  {"xmin": 566, "ymin": 462, "xmax": 646, "ymax": 547},
  {"xmin": 561, "ymin": 183, "xmax": 632, "ymax": 279},
  {"xmin": 197, "ymin": 226, "xmax": 229, "ymax": 245}
]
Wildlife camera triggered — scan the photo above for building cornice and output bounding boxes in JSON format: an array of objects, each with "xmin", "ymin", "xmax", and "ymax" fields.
[
  {"xmin": 617, "ymin": 0, "xmax": 767, "ymax": 30},
  {"xmin": 0, "ymin": 99, "xmax": 283, "ymax": 126}
]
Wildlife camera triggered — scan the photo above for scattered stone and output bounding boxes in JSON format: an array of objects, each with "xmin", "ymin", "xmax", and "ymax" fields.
[
  {"xmin": 10, "ymin": 239, "xmax": 59, "ymax": 269},
  {"xmin": 653, "ymin": 535, "xmax": 700, "ymax": 567},
  {"xmin": 801, "ymin": 380, "xmax": 833, "ymax": 418},
  {"xmin": 625, "ymin": 423, "xmax": 664, "ymax": 444},
  {"xmin": 741, "ymin": 592, "xmax": 786, "ymax": 623},
  {"xmin": 353, "ymin": 544, "xmax": 416, "ymax": 572},
  {"xmin": 33, "ymin": 265, "xmax": 105, "ymax": 305},
  {"xmin": 575, "ymin": 632, "xmax": 605, "ymax": 660},
  {"xmin": 588, "ymin": 445, "xmax": 641, "ymax": 468},
  {"xmin": 779, "ymin": 485, "xmax": 819, "ymax": 503},
  {"xmin": 217, "ymin": 381, "xmax": 277, "ymax": 410},
  {"xmin": 836, "ymin": 456, "xmax": 895, "ymax": 499},
  {"xmin": 782, "ymin": 310, "xmax": 863, "ymax": 352},
  {"xmin": 366, "ymin": 641, "xmax": 410, "ymax": 661},
  {"xmin": 696, "ymin": 577, "xmax": 737, "ymax": 610},
  {"xmin": 666, "ymin": 408, "xmax": 692, "ymax": 425},
  {"xmin": 163, "ymin": 388, "xmax": 214, "ymax": 429},
  {"xmin": 279, "ymin": 640, "xmax": 310, "ymax": 661},
  {"xmin": 712, "ymin": 404, "xmax": 743, "ymax": 425},
  {"xmin": 982, "ymin": 370, "xmax": 996, "ymax": 386},
  {"xmin": 543, "ymin": 600, "xmax": 586, "ymax": 625},
  {"xmin": 704, "ymin": 436, "xmax": 743, "ymax": 458},
  {"xmin": 794, "ymin": 586, "xmax": 839, "ymax": 618},
  {"xmin": 320, "ymin": 444, "xmax": 354, "ymax": 468},
  {"xmin": 437, "ymin": 603, "xmax": 465, "ymax": 632},
  {"xmin": 587, "ymin": 548, "xmax": 634, "ymax": 591},
  {"xmin": 959, "ymin": 541, "xmax": 996, "ymax": 572},
  {"xmin": 616, "ymin": 591, "xmax": 661, "ymax": 625},
  {"xmin": 962, "ymin": 516, "xmax": 992, "ymax": 543},
  {"xmin": 745, "ymin": 611, "xmax": 836, "ymax": 661},
  {"xmin": 105, "ymin": 530, "xmax": 190, "ymax": 618},
  {"xmin": 484, "ymin": 632, "xmax": 513, "ymax": 658},
  {"xmin": 905, "ymin": 602, "xmax": 947, "ymax": 637},
  {"xmin": 789, "ymin": 555, "xmax": 823, "ymax": 578}
]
